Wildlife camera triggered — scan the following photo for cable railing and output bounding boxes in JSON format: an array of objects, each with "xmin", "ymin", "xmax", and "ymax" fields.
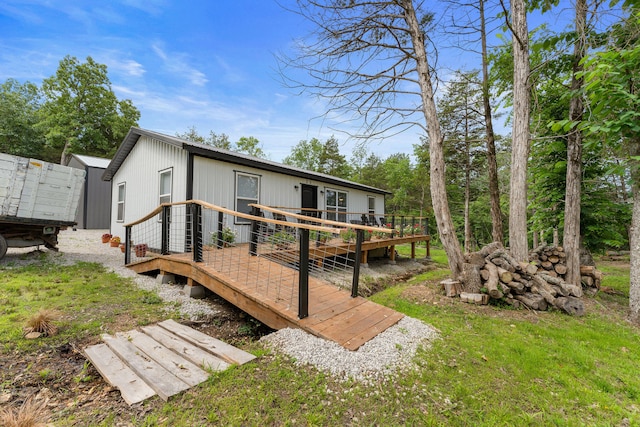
[{"xmin": 123, "ymin": 200, "xmax": 428, "ymax": 319}]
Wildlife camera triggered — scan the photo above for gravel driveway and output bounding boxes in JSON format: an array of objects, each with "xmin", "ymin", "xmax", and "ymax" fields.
[{"xmin": 2, "ymin": 228, "xmax": 439, "ymax": 383}]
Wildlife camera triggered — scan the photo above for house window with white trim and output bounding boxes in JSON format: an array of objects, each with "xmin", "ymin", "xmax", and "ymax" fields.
[
  {"xmin": 235, "ymin": 172, "xmax": 260, "ymax": 224},
  {"xmin": 116, "ymin": 182, "xmax": 125, "ymax": 222},
  {"xmin": 158, "ymin": 168, "xmax": 172, "ymax": 221},
  {"xmin": 326, "ymin": 188, "xmax": 347, "ymax": 222}
]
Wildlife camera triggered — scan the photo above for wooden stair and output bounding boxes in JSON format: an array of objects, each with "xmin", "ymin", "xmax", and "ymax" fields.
[{"xmin": 84, "ymin": 319, "xmax": 256, "ymax": 405}]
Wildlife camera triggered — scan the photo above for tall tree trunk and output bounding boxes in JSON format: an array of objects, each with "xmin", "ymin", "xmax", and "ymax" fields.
[
  {"xmin": 464, "ymin": 107, "xmax": 472, "ymax": 253},
  {"xmin": 480, "ymin": 0, "xmax": 504, "ymax": 244},
  {"xmin": 630, "ymin": 182, "xmax": 640, "ymax": 323},
  {"xmin": 402, "ymin": 0, "xmax": 464, "ymax": 278},
  {"xmin": 563, "ymin": 0, "xmax": 587, "ymax": 286},
  {"xmin": 509, "ymin": 0, "xmax": 531, "ymax": 261}
]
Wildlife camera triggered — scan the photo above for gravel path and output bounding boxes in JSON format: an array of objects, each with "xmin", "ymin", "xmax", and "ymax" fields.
[{"xmin": 2, "ymin": 228, "xmax": 440, "ymax": 383}]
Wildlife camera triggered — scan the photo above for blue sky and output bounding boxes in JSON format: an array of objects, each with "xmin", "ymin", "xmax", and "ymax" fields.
[{"xmin": 0, "ymin": 1, "xmax": 575, "ymax": 162}]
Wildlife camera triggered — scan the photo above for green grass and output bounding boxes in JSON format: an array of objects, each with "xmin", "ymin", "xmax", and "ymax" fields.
[
  {"xmin": 3, "ymin": 255, "xmax": 639, "ymax": 426},
  {"xmin": 0, "ymin": 261, "xmax": 175, "ymax": 352}
]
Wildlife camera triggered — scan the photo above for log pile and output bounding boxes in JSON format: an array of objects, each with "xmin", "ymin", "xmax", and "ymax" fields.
[
  {"xmin": 445, "ymin": 243, "xmax": 603, "ymax": 316},
  {"xmin": 529, "ymin": 245, "xmax": 602, "ymax": 295}
]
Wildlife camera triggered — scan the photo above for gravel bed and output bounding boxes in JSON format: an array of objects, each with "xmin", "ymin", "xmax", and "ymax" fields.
[{"xmin": 2, "ymin": 228, "xmax": 440, "ymax": 383}]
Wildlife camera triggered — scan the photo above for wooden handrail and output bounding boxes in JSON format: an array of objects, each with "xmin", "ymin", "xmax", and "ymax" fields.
[
  {"xmin": 266, "ymin": 205, "xmax": 430, "ymax": 221},
  {"xmin": 251, "ymin": 204, "xmax": 394, "ymax": 234},
  {"xmin": 125, "ymin": 200, "xmax": 343, "ymax": 234}
]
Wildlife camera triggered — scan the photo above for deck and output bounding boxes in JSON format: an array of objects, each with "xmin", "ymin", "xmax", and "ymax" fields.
[{"xmin": 127, "ymin": 237, "xmax": 428, "ymax": 351}]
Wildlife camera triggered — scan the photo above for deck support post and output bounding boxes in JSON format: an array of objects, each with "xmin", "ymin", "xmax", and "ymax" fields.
[
  {"xmin": 352, "ymin": 229, "xmax": 364, "ymax": 298},
  {"xmin": 216, "ymin": 211, "xmax": 224, "ymax": 249},
  {"xmin": 124, "ymin": 226, "xmax": 131, "ymax": 264},
  {"xmin": 161, "ymin": 205, "xmax": 170, "ymax": 255},
  {"xmin": 191, "ymin": 203, "xmax": 203, "ymax": 263},
  {"xmin": 249, "ymin": 206, "xmax": 260, "ymax": 256},
  {"xmin": 298, "ymin": 228, "xmax": 309, "ymax": 319}
]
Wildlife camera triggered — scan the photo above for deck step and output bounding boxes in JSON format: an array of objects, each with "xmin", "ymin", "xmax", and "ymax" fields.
[{"xmin": 84, "ymin": 321, "xmax": 256, "ymax": 405}]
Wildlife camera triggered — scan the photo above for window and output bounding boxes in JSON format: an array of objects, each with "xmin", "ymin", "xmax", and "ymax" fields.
[
  {"xmin": 368, "ymin": 196, "xmax": 376, "ymax": 223},
  {"xmin": 326, "ymin": 188, "xmax": 347, "ymax": 222},
  {"xmin": 159, "ymin": 168, "xmax": 173, "ymax": 205},
  {"xmin": 235, "ymin": 172, "xmax": 260, "ymax": 223},
  {"xmin": 116, "ymin": 183, "xmax": 125, "ymax": 222},
  {"xmin": 158, "ymin": 168, "xmax": 172, "ymax": 222}
]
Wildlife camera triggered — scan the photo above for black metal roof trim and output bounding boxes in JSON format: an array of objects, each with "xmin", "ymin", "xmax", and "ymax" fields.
[{"xmin": 102, "ymin": 127, "xmax": 391, "ymax": 195}]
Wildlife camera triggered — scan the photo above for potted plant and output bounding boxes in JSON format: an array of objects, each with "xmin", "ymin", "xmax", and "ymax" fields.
[
  {"xmin": 340, "ymin": 229, "xmax": 356, "ymax": 243},
  {"xmin": 310, "ymin": 230, "xmax": 332, "ymax": 246},
  {"xmin": 119, "ymin": 243, "xmax": 126, "ymax": 253},
  {"xmin": 109, "ymin": 236, "xmax": 121, "ymax": 247},
  {"xmin": 134, "ymin": 243, "xmax": 148, "ymax": 257},
  {"xmin": 101, "ymin": 233, "xmax": 112, "ymax": 244},
  {"xmin": 269, "ymin": 231, "xmax": 295, "ymax": 249}
]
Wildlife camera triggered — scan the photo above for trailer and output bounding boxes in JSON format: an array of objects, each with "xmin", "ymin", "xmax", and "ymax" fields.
[{"xmin": 0, "ymin": 153, "xmax": 86, "ymax": 259}]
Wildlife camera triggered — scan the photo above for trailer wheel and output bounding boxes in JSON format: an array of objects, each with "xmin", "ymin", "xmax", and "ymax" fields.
[{"xmin": 0, "ymin": 234, "xmax": 7, "ymax": 260}]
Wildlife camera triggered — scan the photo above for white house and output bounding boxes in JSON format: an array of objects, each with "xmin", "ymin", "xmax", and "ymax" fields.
[{"xmin": 102, "ymin": 127, "xmax": 391, "ymax": 242}]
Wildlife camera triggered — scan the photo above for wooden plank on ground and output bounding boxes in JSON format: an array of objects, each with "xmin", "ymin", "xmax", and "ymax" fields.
[
  {"xmin": 84, "ymin": 343, "xmax": 156, "ymax": 405},
  {"xmin": 158, "ymin": 319, "xmax": 256, "ymax": 365},
  {"xmin": 341, "ymin": 310, "xmax": 405, "ymax": 351},
  {"xmin": 142, "ymin": 325, "xmax": 230, "ymax": 372},
  {"xmin": 102, "ymin": 334, "xmax": 191, "ymax": 401},
  {"xmin": 116, "ymin": 330, "xmax": 210, "ymax": 387}
]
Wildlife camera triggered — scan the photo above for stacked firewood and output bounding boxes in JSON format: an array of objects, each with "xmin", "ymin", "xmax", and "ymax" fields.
[
  {"xmin": 529, "ymin": 244, "xmax": 603, "ymax": 295},
  {"xmin": 441, "ymin": 242, "xmax": 601, "ymax": 316}
]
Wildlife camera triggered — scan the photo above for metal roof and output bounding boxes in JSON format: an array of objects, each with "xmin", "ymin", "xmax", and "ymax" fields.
[
  {"xmin": 102, "ymin": 127, "xmax": 391, "ymax": 195},
  {"xmin": 70, "ymin": 153, "xmax": 111, "ymax": 169}
]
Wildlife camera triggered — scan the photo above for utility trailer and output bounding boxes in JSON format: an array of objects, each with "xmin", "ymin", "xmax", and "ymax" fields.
[{"xmin": 0, "ymin": 153, "xmax": 86, "ymax": 260}]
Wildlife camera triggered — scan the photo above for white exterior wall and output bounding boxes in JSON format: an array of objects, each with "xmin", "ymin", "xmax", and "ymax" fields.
[
  {"xmin": 109, "ymin": 136, "xmax": 188, "ymax": 244},
  {"xmin": 192, "ymin": 157, "xmax": 385, "ymax": 243}
]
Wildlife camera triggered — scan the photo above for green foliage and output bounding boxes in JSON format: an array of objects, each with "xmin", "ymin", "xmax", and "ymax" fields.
[
  {"xmin": 176, "ymin": 126, "xmax": 232, "ymax": 150},
  {"xmin": 38, "ymin": 55, "xmax": 140, "ymax": 163},
  {"xmin": 284, "ymin": 136, "xmax": 351, "ymax": 178},
  {"xmin": 0, "ymin": 79, "xmax": 46, "ymax": 158}
]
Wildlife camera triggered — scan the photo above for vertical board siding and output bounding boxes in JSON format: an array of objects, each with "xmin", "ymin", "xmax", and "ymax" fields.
[
  {"xmin": 110, "ymin": 137, "xmax": 187, "ymax": 240},
  {"xmin": 192, "ymin": 157, "xmax": 385, "ymax": 243}
]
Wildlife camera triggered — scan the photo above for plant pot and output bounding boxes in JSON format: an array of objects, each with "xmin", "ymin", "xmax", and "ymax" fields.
[
  {"xmin": 101, "ymin": 235, "xmax": 111, "ymax": 243},
  {"xmin": 110, "ymin": 241, "xmax": 119, "ymax": 247},
  {"xmin": 134, "ymin": 244, "xmax": 147, "ymax": 257},
  {"xmin": 119, "ymin": 243, "xmax": 126, "ymax": 253}
]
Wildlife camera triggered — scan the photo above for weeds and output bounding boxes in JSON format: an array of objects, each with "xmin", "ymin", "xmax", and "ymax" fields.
[
  {"xmin": 0, "ymin": 397, "xmax": 49, "ymax": 427},
  {"xmin": 23, "ymin": 308, "xmax": 61, "ymax": 337}
]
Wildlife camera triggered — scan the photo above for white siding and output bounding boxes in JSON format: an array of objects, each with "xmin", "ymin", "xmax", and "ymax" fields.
[
  {"xmin": 192, "ymin": 157, "xmax": 386, "ymax": 243},
  {"xmin": 109, "ymin": 136, "xmax": 187, "ymax": 241}
]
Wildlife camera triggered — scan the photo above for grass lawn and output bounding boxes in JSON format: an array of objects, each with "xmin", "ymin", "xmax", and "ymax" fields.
[{"xmin": 1, "ymin": 249, "xmax": 639, "ymax": 426}]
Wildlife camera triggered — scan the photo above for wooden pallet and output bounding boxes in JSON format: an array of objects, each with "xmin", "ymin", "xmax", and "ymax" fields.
[{"xmin": 84, "ymin": 319, "xmax": 256, "ymax": 405}]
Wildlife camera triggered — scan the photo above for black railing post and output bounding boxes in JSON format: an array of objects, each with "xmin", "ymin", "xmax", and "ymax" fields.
[
  {"xmin": 161, "ymin": 205, "xmax": 170, "ymax": 255},
  {"xmin": 411, "ymin": 216, "xmax": 416, "ymax": 235},
  {"xmin": 400, "ymin": 215, "xmax": 405, "ymax": 237},
  {"xmin": 391, "ymin": 215, "xmax": 396, "ymax": 238},
  {"xmin": 124, "ymin": 226, "xmax": 131, "ymax": 264},
  {"xmin": 216, "ymin": 211, "xmax": 224, "ymax": 249},
  {"xmin": 298, "ymin": 228, "xmax": 309, "ymax": 319},
  {"xmin": 191, "ymin": 203, "xmax": 203, "ymax": 262},
  {"xmin": 249, "ymin": 206, "xmax": 260, "ymax": 256},
  {"xmin": 352, "ymin": 229, "xmax": 364, "ymax": 298}
]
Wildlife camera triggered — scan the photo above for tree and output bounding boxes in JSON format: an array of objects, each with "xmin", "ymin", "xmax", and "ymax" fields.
[
  {"xmin": 280, "ymin": 0, "xmax": 465, "ymax": 277},
  {"xmin": 562, "ymin": 0, "xmax": 587, "ymax": 286},
  {"xmin": 581, "ymin": 6, "xmax": 640, "ymax": 321},
  {"xmin": 284, "ymin": 136, "xmax": 351, "ymax": 178},
  {"xmin": 38, "ymin": 56, "xmax": 140, "ymax": 164},
  {"xmin": 176, "ymin": 126, "xmax": 232, "ymax": 150},
  {"xmin": 0, "ymin": 79, "xmax": 46, "ymax": 159},
  {"xmin": 508, "ymin": 0, "xmax": 531, "ymax": 261},
  {"xmin": 283, "ymin": 138, "xmax": 325, "ymax": 171},
  {"xmin": 236, "ymin": 136, "xmax": 267, "ymax": 159}
]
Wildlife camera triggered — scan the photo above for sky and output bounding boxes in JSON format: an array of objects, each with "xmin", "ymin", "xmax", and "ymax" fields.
[{"xmin": 0, "ymin": 1, "xmax": 576, "ymax": 163}]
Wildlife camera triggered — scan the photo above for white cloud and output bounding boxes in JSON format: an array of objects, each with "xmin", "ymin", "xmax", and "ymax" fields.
[{"xmin": 151, "ymin": 42, "xmax": 208, "ymax": 86}]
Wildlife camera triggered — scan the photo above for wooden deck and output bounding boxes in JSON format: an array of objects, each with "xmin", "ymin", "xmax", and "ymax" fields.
[{"xmin": 127, "ymin": 236, "xmax": 428, "ymax": 351}]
